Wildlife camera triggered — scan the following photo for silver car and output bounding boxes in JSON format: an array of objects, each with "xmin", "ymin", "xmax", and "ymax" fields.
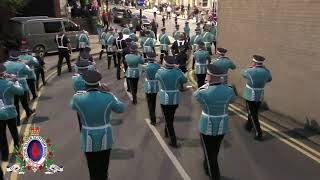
[{"xmin": 4, "ymin": 16, "xmax": 82, "ymax": 54}]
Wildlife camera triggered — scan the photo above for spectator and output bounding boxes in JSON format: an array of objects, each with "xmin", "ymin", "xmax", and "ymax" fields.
[
  {"xmin": 151, "ymin": 19, "xmax": 158, "ymax": 40},
  {"xmin": 166, "ymin": 6, "xmax": 172, "ymax": 19},
  {"xmin": 152, "ymin": 6, "xmax": 158, "ymax": 19}
]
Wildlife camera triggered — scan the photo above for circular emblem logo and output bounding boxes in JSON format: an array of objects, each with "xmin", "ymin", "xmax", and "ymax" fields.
[{"xmin": 23, "ymin": 136, "xmax": 48, "ymax": 169}]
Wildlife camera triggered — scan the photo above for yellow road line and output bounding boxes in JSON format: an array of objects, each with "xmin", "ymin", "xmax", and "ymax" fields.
[
  {"xmin": 229, "ymin": 104, "xmax": 320, "ymax": 158},
  {"xmin": 229, "ymin": 106, "xmax": 320, "ymax": 164},
  {"xmin": 2, "ymin": 70, "xmax": 57, "ymax": 178},
  {"xmin": 187, "ymin": 67, "xmax": 320, "ymax": 163},
  {"xmin": 10, "ymin": 89, "xmax": 44, "ymax": 180}
]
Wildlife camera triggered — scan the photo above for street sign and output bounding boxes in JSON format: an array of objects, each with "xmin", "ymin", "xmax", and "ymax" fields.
[{"xmin": 136, "ymin": 0, "xmax": 145, "ymax": 9}]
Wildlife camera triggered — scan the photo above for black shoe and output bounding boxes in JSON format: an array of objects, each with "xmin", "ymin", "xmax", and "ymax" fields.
[
  {"xmin": 164, "ymin": 129, "xmax": 168, "ymax": 138},
  {"xmin": 126, "ymin": 89, "xmax": 130, "ymax": 92},
  {"xmin": 32, "ymin": 95, "xmax": 38, "ymax": 100},
  {"xmin": 254, "ymin": 133, "xmax": 263, "ymax": 141},
  {"xmin": 203, "ymin": 161, "xmax": 209, "ymax": 176},
  {"xmin": 43, "ymin": 82, "xmax": 47, "ymax": 86},
  {"xmin": 150, "ymin": 121, "xmax": 156, "ymax": 126}
]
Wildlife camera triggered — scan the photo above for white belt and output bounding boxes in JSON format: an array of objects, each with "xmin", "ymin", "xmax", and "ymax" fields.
[
  {"xmin": 128, "ymin": 67, "xmax": 139, "ymax": 70},
  {"xmin": 82, "ymin": 124, "xmax": 111, "ymax": 130},
  {"xmin": 161, "ymin": 89, "xmax": 179, "ymax": 93},
  {"xmin": 18, "ymin": 77, "xmax": 26, "ymax": 80},
  {"xmin": 145, "ymin": 78, "xmax": 158, "ymax": 82},
  {"xmin": 246, "ymin": 84, "xmax": 264, "ymax": 90},
  {"xmin": 202, "ymin": 111, "xmax": 228, "ymax": 118},
  {"xmin": 160, "ymin": 44, "xmax": 168, "ymax": 47},
  {"xmin": 196, "ymin": 63, "xmax": 206, "ymax": 66}
]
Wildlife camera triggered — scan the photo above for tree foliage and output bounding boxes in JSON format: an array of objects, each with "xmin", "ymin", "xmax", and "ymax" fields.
[{"xmin": 0, "ymin": 0, "xmax": 30, "ymax": 12}]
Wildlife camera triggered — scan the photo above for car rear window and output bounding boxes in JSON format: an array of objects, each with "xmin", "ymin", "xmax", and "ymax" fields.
[
  {"xmin": 3, "ymin": 21, "xmax": 23, "ymax": 38},
  {"xmin": 44, "ymin": 21, "xmax": 62, "ymax": 33}
]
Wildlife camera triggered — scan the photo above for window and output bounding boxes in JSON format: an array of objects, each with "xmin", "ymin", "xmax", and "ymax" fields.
[
  {"xmin": 27, "ymin": 22, "xmax": 43, "ymax": 35},
  {"xmin": 64, "ymin": 21, "xmax": 79, "ymax": 32},
  {"xmin": 202, "ymin": 0, "xmax": 208, "ymax": 7},
  {"xmin": 44, "ymin": 22, "xmax": 62, "ymax": 33}
]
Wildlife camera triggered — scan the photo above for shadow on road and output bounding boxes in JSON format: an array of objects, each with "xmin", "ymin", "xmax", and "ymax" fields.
[
  {"xmin": 22, "ymin": 116, "xmax": 49, "ymax": 125},
  {"xmin": 110, "ymin": 118, "xmax": 123, "ymax": 126},
  {"xmin": 110, "ymin": 148, "xmax": 135, "ymax": 160},
  {"xmin": 38, "ymin": 95, "xmax": 53, "ymax": 101}
]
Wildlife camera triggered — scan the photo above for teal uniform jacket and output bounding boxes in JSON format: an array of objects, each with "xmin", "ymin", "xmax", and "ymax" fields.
[
  {"xmin": 173, "ymin": 30, "xmax": 180, "ymax": 40},
  {"xmin": 184, "ymin": 25, "xmax": 190, "ymax": 38},
  {"xmin": 190, "ymin": 34, "xmax": 202, "ymax": 50},
  {"xmin": 100, "ymin": 32, "xmax": 107, "ymax": 46},
  {"xmin": 71, "ymin": 74, "xmax": 86, "ymax": 92},
  {"xmin": 193, "ymin": 49, "xmax": 210, "ymax": 74},
  {"xmin": 159, "ymin": 33, "xmax": 171, "ymax": 51},
  {"xmin": 155, "ymin": 67, "xmax": 188, "ymax": 105},
  {"xmin": 200, "ymin": 31, "xmax": 213, "ymax": 49},
  {"xmin": 125, "ymin": 54, "xmax": 144, "ymax": 78},
  {"xmin": 19, "ymin": 54, "xmax": 39, "ymax": 80},
  {"xmin": 129, "ymin": 32, "xmax": 138, "ymax": 42},
  {"xmin": 140, "ymin": 37, "xmax": 155, "ymax": 53},
  {"xmin": 0, "ymin": 79, "xmax": 24, "ymax": 120},
  {"xmin": 147, "ymin": 31, "xmax": 156, "ymax": 39},
  {"xmin": 70, "ymin": 90, "xmax": 124, "ymax": 152},
  {"xmin": 241, "ymin": 66, "xmax": 272, "ymax": 102},
  {"xmin": 211, "ymin": 56, "xmax": 236, "ymax": 83},
  {"xmin": 193, "ymin": 83, "xmax": 236, "ymax": 135},
  {"xmin": 143, "ymin": 62, "xmax": 161, "ymax": 94},
  {"xmin": 210, "ymin": 26, "xmax": 217, "ymax": 41},
  {"xmin": 105, "ymin": 33, "xmax": 115, "ymax": 52},
  {"xmin": 79, "ymin": 33, "xmax": 89, "ymax": 48},
  {"xmin": 4, "ymin": 58, "xmax": 33, "ymax": 92}
]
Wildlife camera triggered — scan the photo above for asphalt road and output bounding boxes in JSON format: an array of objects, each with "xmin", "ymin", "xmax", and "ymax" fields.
[{"xmin": 2, "ymin": 10, "xmax": 320, "ymax": 180}]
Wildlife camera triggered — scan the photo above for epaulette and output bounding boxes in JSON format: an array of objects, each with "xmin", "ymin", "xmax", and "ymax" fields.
[{"xmin": 74, "ymin": 90, "xmax": 87, "ymax": 96}]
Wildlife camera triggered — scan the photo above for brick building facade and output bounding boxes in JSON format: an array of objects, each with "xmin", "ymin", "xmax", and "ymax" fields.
[{"xmin": 217, "ymin": 0, "xmax": 320, "ymax": 127}]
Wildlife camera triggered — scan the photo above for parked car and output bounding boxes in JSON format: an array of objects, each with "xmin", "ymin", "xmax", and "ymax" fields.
[
  {"xmin": 111, "ymin": 7, "xmax": 133, "ymax": 27},
  {"xmin": 132, "ymin": 13, "xmax": 151, "ymax": 27},
  {"xmin": 2, "ymin": 16, "xmax": 81, "ymax": 54}
]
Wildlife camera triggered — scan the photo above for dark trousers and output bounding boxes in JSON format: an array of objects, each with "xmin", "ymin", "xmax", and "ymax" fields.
[
  {"xmin": 196, "ymin": 74, "xmax": 206, "ymax": 88},
  {"xmin": 153, "ymin": 12, "xmax": 156, "ymax": 19},
  {"xmin": 146, "ymin": 93, "xmax": 157, "ymax": 123},
  {"xmin": 35, "ymin": 68, "xmax": 46, "ymax": 90},
  {"xmin": 162, "ymin": 20, "xmax": 165, "ymax": 27},
  {"xmin": 200, "ymin": 134, "xmax": 224, "ymax": 180},
  {"xmin": 107, "ymin": 52, "xmax": 117, "ymax": 69},
  {"xmin": 14, "ymin": 92, "xmax": 32, "ymax": 123},
  {"xmin": 153, "ymin": 30, "xmax": 158, "ymax": 40},
  {"xmin": 77, "ymin": 113, "xmax": 82, "ymax": 131},
  {"xmin": 213, "ymin": 41, "xmax": 217, "ymax": 54},
  {"xmin": 161, "ymin": 104, "xmax": 178, "ymax": 144},
  {"xmin": 160, "ymin": 50, "xmax": 168, "ymax": 65},
  {"xmin": 85, "ymin": 149, "xmax": 111, "ymax": 180},
  {"xmin": 99, "ymin": 45, "xmax": 105, "ymax": 60},
  {"xmin": 245, "ymin": 101, "xmax": 262, "ymax": 135},
  {"xmin": 127, "ymin": 78, "xmax": 139, "ymax": 103},
  {"xmin": 116, "ymin": 52, "xmax": 122, "ymax": 80},
  {"xmin": 0, "ymin": 118, "xmax": 19, "ymax": 161},
  {"xmin": 57, "ymin": 49, "xmax": 71, "ymax": 76},
  {"xmin": 27, "ymin": 78, "xmax": 37, "ymax": 99},
  {"xmin": 0, "ymin": 165, "xmax": 3, "ymax": 180}
]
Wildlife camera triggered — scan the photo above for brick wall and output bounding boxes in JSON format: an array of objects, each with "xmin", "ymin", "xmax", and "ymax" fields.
[{"xmin": 217, "ymin": 0, "xmax": 320, "ymax": 126}]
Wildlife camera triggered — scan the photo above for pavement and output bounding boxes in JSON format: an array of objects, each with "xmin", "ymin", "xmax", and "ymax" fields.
[{"xmin": 1, "ymin": 7, "xmax": 320, "ymax": 180}]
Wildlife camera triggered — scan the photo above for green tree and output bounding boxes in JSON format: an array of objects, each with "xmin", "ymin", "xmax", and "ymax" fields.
[{"xmin": 0, "ymin": 0, "xmax": 30, "ymax": 13}]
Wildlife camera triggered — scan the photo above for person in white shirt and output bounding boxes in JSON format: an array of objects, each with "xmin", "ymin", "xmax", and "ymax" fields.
[
  {"xmin": 166, "ymin": 6, "xmax": 172, "ymax": 19},
  {"xmin": 153, "ymin": 6, "xmax": 158, "ymax": 19}
]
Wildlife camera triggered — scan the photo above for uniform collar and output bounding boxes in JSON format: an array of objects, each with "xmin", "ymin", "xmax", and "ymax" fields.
[{"xmin": 209, "ymin": 82, "xmax": 222, "ymax": 86}]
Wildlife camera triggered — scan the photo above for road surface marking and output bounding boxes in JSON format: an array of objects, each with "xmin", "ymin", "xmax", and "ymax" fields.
[
  {"xmin": 228, "ymin": 106, "xmax": 320, "ymax": 164},
  {"xmin": 145, "ymin": 119, "xmax": 192, "ymax": 180},
  {"xmin": 187, "ymin": 68, "xmax": 320, "ymax": 162},
  {"xmin": 2, "ymin": 69, "xmax": 57, "ymax": 178},
  {"xmin": 230, "ymin": 104, "xmax": 320, "ymax": 158}
]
